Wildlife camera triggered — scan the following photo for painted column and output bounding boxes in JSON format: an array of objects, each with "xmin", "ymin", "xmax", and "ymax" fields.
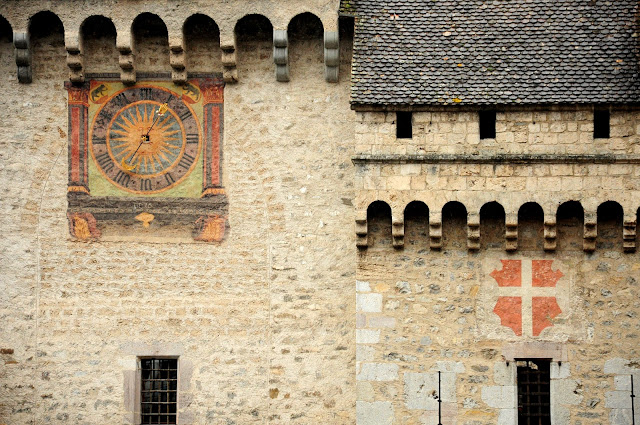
[
  {"xmin": 199, "ymin": 79, "xmax": 224, "ymax": 197},
  {"xmin": 65, "ymin": 82, "xmax": 90, "ymax": 194}
]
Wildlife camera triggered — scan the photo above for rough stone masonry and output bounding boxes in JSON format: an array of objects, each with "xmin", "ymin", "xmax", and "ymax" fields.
[{"xmin": 0, "ymin": 1, "xmax": 639, "ymax": 425}]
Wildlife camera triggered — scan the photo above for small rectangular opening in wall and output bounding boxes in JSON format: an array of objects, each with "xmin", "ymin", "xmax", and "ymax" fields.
[
  {"xmin": 396, "ymin": 111, "xmax": 413, "ymax": 139},
  {"xmin": 594, "ymin": 108, "xmax": 610, "ymax": 139},
  {"xmin": 479, "ymin": 109, "xmax": 496, "ymax": 139},
  {"xmin": 141, "ymin": 358, "xmax": 178, "ymax": 425},
  {"xmin": 517, "ymin": 358, "xmax": 551, "ymax": 425}
]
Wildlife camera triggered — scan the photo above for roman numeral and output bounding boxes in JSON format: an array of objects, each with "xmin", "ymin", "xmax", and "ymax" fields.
[
  {"xmin": 95, "ymin": 152, "xmax": 114, "ymax": 173},
  {"xmin": 186, "ymin": 133, "xmax": 199, "ymax": 144},
  {"xmin": 141, "ymin": 178, "xmax": 153, "ymax": 191},
  {"xmin": 114, "ymin": 170, "xmax": 131, "ymax": 188},
  {"xmin": 178, "ymin": 153, "xmax": 195, "ymax": 170},
  {"xmin": 93, "ymin": 137, "xmax": 106, "ymax": 145},
  {"xmin": 165, "ymin": 173, "xmax": 175, "ymax": 185},
  {"xmin": 179, "ymin": 109, "xmax": 192, "ymax": 121},
  {"xmin": 113, "ymin": 92, "xmax": 128, "ymax": 106},
  {"xmin": 139, "ymin": 87, "xmax": 153, "ymax": 100}
]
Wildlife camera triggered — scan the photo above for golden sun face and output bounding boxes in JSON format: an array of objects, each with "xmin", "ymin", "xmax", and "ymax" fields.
[
  {"xmin": 90, "ymin": 85, "xmax": 201, "ymax": 194},
  {"xmin": 108, "ymin": 101, "xmax": 185, "ymax": 177}
]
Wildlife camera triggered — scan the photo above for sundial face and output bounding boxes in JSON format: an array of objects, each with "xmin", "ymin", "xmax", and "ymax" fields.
[{"xmin": 90, "ymin": 85, "xmax": 201, "ymax": 194}]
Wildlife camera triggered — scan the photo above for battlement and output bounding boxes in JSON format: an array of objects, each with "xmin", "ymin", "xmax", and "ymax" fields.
[
  {"xmin": 360, "ymin": 198, "xmax": 636, "ymax": 253},
  {"xmin": 0, "ymin": 0, "xmax": 346, "ymax": 84}
]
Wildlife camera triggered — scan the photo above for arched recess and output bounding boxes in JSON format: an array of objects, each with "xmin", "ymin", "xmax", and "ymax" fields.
[
  {"xmin": 518, "ymin": 202, "xmax": 544, "ymax": 251},
  {"xmin": 597, "ymin": 201, "xmax": 623, "ymax": 251},
  {"xmin": 235, "ymin": 14, "xmax": 273, "ymax": 78},
  {"xmin": 30, "ymin": 11, "xmax": 66, "ymax": 80},
  {"xmin": 132, "ymin": 13, "xmax": 169, "ymax": 73},
  {"xmin": 556, "ymin": 201, "xmax": 584, "ymax": 252},
  {"xmin": 288, "ymin": 12, "xmax": 324, "ymax": 80},
  {"xmin": 404, "ymin": 201, "xmax": 429, "ymax": 248},
  {"xmin": 367, "ymin": 201, "xmax": 392, "ymax": 248},
  {"xmin": 184, "ymin": 14, "xmax": 221, "ymax": 73},
  {"xmin": 442, "ymin": 201, "xmax": 467, "ymax": 250},
  {"xmin": 81, "ymin": 15, "xmax": 118, "ymax": 74},
  {"xmin": 0, "ymin": 15, "xmax": 12, "ymax": 73},
  {"xmin": 480, "ymin": 201, "xmax": 505, "ymax": 250}
]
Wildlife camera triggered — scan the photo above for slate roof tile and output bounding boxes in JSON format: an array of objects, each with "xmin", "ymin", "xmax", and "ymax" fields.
[{"xmin": 343, "ymin": 0, "xmax": 640, "ymax": 106}]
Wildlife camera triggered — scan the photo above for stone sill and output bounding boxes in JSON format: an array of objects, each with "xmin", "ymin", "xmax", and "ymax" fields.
[
  {"xmin": 352, "ymin": 153, "xmax": 640, "ymax": 165},
  {"xmin": 66, "ymin": 192, "xmax": 228, "ymax": 243}
]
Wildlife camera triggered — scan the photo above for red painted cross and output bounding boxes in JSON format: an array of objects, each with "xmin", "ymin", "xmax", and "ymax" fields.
[{"xmin": 490, "ymin": 260, "xmax": 563, "ymax": 337}]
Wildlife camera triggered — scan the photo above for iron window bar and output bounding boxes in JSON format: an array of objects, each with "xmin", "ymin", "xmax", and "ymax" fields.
[
  {"xmin": 516, "ymin": 359, "xmax": 551, "ymax": 425},
  {"xmin": 141, "ymin": 358, "xmax": 178, "ymax": 425}
]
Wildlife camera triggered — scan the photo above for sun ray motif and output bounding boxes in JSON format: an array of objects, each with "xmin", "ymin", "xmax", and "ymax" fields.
[{"xmin": 106, "ymin": 100, "xmax": 190, "ymax": 179}]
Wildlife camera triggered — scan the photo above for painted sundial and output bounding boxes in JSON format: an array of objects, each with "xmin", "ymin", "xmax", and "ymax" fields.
[{"xmin": 90, "ymin": 86, "xmax": 201, "ymax": 194}]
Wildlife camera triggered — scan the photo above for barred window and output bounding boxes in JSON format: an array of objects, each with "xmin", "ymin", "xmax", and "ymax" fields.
[
  {"xmin": 517, "ymin": 359, "xmax": 551, "ymax": 425},
  {"xmin": 141, "ymin": 358, "xmax": 178, "ymax": 425}
]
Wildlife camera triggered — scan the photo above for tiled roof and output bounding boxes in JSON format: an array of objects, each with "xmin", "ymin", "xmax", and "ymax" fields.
[{"xmin": 344, "ymin": 0, "xmax": 640, "ymax": 106}]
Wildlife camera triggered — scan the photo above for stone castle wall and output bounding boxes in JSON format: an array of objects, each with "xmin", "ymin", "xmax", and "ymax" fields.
[
  {"xmin": 0, "ymin": 2, "xmax": 356, "ymax": 424},
  {"xmin": 0, "ymin": 1, "xmax": 639, "ymax": 425}
]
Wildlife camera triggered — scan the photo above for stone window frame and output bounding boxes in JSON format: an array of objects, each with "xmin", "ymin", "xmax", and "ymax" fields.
[
  {"xmin": 122, "ymin": 343, "xmax": 193, "ymax": 425},
  {"xmin": 492, "ymin": 342, "xmax": 575, "ymax": 425}
]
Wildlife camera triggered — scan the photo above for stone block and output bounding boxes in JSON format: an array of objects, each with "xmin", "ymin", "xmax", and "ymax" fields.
[
  {"xmin": 432, "ymin": 361, "xmax": 465, "ymax": 373},
  {"xmin": 357, "ymin": 382, "xmax": 375, "ymax": 402},
  {"xmin": 550, "ymin": 362, "xmax": 570, "ymax": 380},
  {"xmin": 481, "ymin": 386, "xmax": 516, "ymax": 409},
  {"xmin": 400, "ymin": 164, "xmax": 422, "ymax": 176},
  {"xmin": 356, "ymin": 345, "xmax": 375, "ymax": 362},
  {"xmin": 605, "ymin": 390, "xmax": 633, "ymax": 408},
  {"xmin": 356, "ymin": 401, "xmax": 393, "ymax": 425},
  {"xmin": 497, "ymin": 408, "xmax": 517, "ymax": 425},
  {"xmin": 614, "ymin": 373, "xmax": 640, "ymax": 390},
  {"xmin": 367, "ymin": 316, "xmax": 396, "ymax": 329},
  {"xmin": 610, "ymin": 408, "xmax": 639, "ymax": 425},
  {"xmin": 405, "ymin": 372, "xmax": 457, "ymax": 409},
  {"xmin": 605, "ymin": 358, "xmax": 638, "ymax": 374},
  {"xmin": 405, "ymin": 373, "xmax": 439, "ymax": 410},
  {"xmin": 357, "ymin": 293, "xmax": 383, "ymax": 313},
  {"xmin": 356, "ymin": 329, "xmax": 380, "ymax": 344},
  {"xmin": 550, "ymin": 404, "xmax": 570, "ymax": 425},
  {"xmin": 357, "ymin": 363, "xmax": 399, "ymax": 381},
  {"xmin": 551, "ymin": 379, "xmax": 582, "ymax": 405},
  {"xmin": 356, "ymin": 280, "xmax": 371, "ymax": 292},
  {"xmin": 493, "ymin": 361, "xmax": 515, "ymax": 385}
]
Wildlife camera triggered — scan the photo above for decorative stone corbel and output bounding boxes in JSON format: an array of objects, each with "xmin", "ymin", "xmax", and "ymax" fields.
[
  {"xmin": 194, "ymin": 215, "xmax": 227, "ymax": 242},
  {"xmin": 429, "ymin": 210, "xmax": 442, "ymax": 250},
  {"xmin": 355, "ymin": 210, "xmax": 368, "ymax": 248},
  {"xmin": 273, "ymin": 29, "xmax": 289, "ymax": 82},
  {"xmin": 14, "ymin": 31, "xmax": 32, "ymax": 83},
  {"xmin": 324, "ymin": 31, "xmax": 339, "ymax": 83},
  {"xmin": 467, "ymin": 212, "xmax": 480, "ymax": 250},
  {"xmin": 220, "ymin": 32, "xmax": 237, "ymax": 83},
  {"xmin": 67, "ymin": 212, "xmax": 101, "ymax": 241},
  {"xmin": 623, "ymin": 213, "xmax": 636, "ymax": 253},
  {"xmin": 116, "ymin": 32, "xmax": 136, "ymax": 85},
  {"xmin": 544, "ymin": 213, "xmax": 557, "ymax": 252},
  {"xmin": 583, "ymin": 212, "xmax": 597, "ymax": 252},
  {"xmin": 65, "ymin": 31, "xmax": 84, "ymax": 84},
  {"xmin": 169, "ymin": 32, "xmax": 186, "ymax": 84},
  {"xmin": 505, "ymin": 213, "xmax": 518, "ymax": 251},
  {"xmin": 392, "ymin": 215, "xmax": 404, "ymax": 248}
]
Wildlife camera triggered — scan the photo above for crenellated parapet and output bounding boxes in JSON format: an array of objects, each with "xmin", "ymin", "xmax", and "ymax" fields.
[
  {"xmin": 0, "ymin": 1, "xmax": 344, "ymax": 85},
  {"xmin": 353, "ymin": 153, "xmax": 640, "ymax": 253}
]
